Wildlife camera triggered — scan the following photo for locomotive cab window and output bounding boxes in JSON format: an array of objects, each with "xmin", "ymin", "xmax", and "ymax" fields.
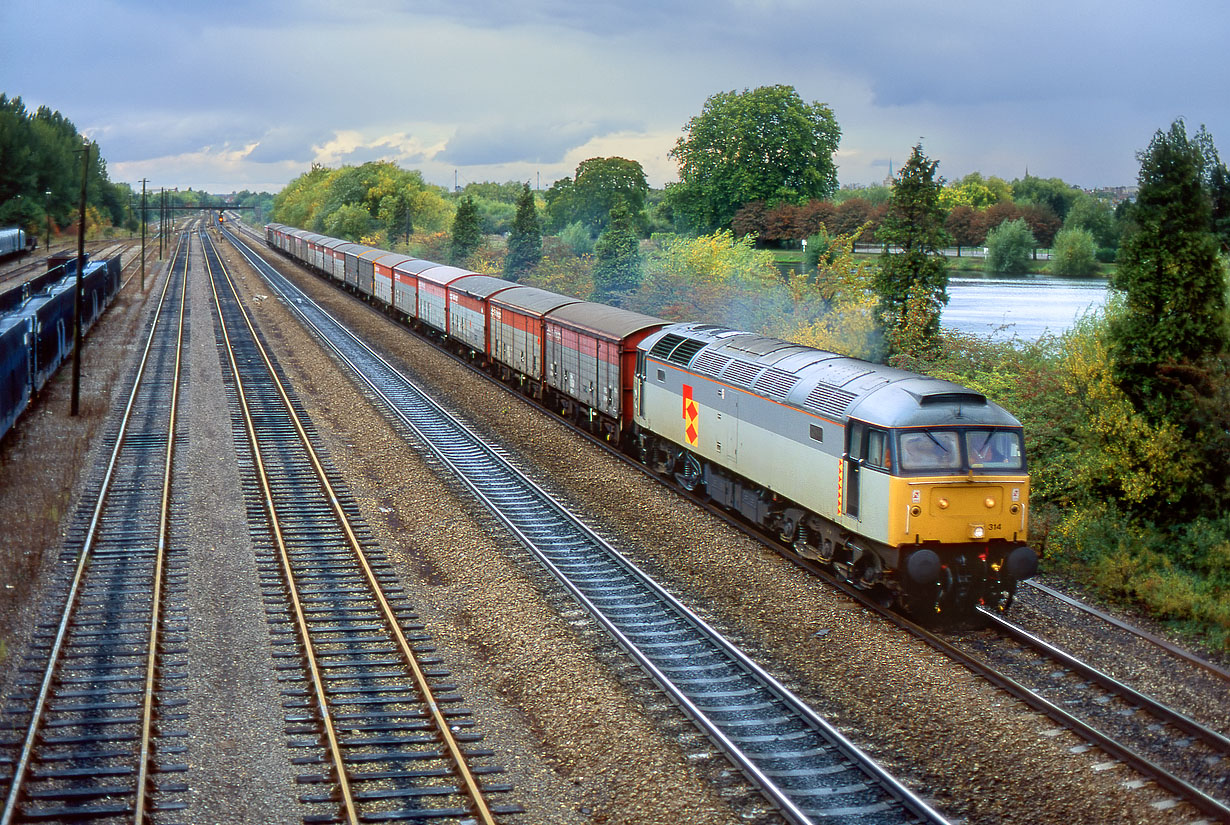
[
  {"xmin": 898, "ymin": 430, "xmax": 961, "ymax": 472},
  {"xmin": 965, "ymin": 429, "xmax": 1025, "ymax": 471},
  {"xmin": 865, "ymin": 428, "xmax": 891, "ymax": 470}
]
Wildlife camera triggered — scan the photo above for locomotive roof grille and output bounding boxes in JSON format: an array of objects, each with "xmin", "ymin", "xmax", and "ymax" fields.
[
  {"xmin": 722, "ymin": 359, "xmax": 763, "ymax": 387},
  {"xmin": 691, "ymin": 350, "xmax": 732, "ymax": 377},
  {"xmin": 668, "ymin": 337, "xmax": 707, "ymax": 365},
  {"xmin": 649, "ymin": 334, "xmax": 707, "ymax": 366},
  {"xmin": 805, "ymin": 382, "xmax": 858, "ymax": 418},
  {"xmin": 649, "ymin": 333, "xmax": 686, "ymax": 358},
  {"xmin": 753, "ymin": 367, "xmax": 801, "ymax": 400}
]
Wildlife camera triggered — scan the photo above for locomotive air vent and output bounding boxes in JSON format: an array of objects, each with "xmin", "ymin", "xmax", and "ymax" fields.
[
  {"xmin": 753, "ymin": 368, "xmax": 801, "ymax": 400},
  {"xmin": 692, "ymin": 351, "xmax": 733, "ymax": 378},
  {"xmin": 721, "ymin": 360, "xmax": 763, "ymax": 387},
  {"xmin": 649, "ymin": 333, "xmax": 687, "ymax": 359},
  {"xmin": 804, "ymin": 382, "xmax": 858, "ymax": 418},
  {"xmin": 666, "ymin": 337, "xmax": 707, "ymax": 365}
]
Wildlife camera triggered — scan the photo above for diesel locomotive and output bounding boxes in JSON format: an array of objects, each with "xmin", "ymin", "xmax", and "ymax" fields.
[{"xmin": 263, "ymin": 221, "xmax": 1038, "ymax": 616}]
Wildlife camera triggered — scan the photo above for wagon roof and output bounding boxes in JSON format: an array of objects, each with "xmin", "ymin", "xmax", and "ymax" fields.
[
  {"xmin": 369, "ymin": 251, "xmax": 415, "ymax": 268},
  {"xmin": 546, "ymin": 302, "xmax": 665, "ymax": 339},
  {"xmin": 488, "ymin": 286, "xmax": 581, "ymax": 315},
  {"xmin": 0, "ymin": 314, "xmax": 24, "ymax": 336},
  {"xmin": 336, "ymin": 242, "xmax": 373, "ymax": 256},
  {"xmin": 320, "ymin": 238, "xmax": 349, "ymax": 251},
  {"xmin": 449, "ymin": 274, "xmax": 517, "ymax": 299},
  {"xmin": 392, "ymin": 258, "xmax": 441, "ymax": 276},
  {"xmin": 416, "ymin": 264, "xmax": 475, "ymax": 287}
]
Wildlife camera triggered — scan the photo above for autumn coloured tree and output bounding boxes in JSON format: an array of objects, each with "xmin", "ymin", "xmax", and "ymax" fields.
[
  {"xmin": 667, "ymin": 85, "xmax": 841, "ymax": 232},
  {"xmin": 874, "ymin": 143, "xmax": 951, "ymax": 360}
]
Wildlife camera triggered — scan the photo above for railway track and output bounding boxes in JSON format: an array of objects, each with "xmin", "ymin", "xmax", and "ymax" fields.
[
  {"xmin": 0, "ymin": 230, "xmax": 192, "ymax": 822},
  {"xmin": 228, "ymin": 214, "xmax": 1230, "ymax": 823},
  {"xmin": 222, "ymin": 224, "xmax": 948, "ymax": 825},
  {"xmin": 200, "ymin": 228, "xmax": 519, "ymax": 824}
]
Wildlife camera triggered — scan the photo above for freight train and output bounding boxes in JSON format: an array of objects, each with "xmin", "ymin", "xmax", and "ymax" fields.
[
  {"xmin": 263, "ymin": 222, "xmax": 1038, "ymax": 616},
  {"xmin": 0, "ymin": 227, "xmax": 35, "ymax": 260},
  {"xmin": 0, "ymin": 255, "xmax": 122, "ymax": 443}
]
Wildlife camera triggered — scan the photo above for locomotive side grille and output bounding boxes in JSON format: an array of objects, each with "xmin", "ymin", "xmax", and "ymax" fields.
[
  {"xmin": 804, "ymin": 382, "xmax": 858, "ymax": 418},
  {"xmin": 692, "ymin": 351, "xmax": 732, "ymax": 378},
  {"xmin": 753, "ymin": 367, "xmax": 801, "ymax": 401},
  {"xmin": 722, "ymin": 359, "xmax": 763, "ymax": 387}
]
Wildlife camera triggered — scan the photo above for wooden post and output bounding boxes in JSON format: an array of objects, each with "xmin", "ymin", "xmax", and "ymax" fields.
[{"xmin": 70, "ymin": 142, "xmax": 90, "ymax": 417}]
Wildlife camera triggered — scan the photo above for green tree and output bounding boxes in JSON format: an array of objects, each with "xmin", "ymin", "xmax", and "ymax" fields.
[
  {"xmin": 624, "ymin": 231, "xmax": 787, "ymax": 328},
  {"xmin": 323, "ymin": 202, "xmax": 373, "ymax": 241},
  {"xmin": 939, "ymin": 172, "xmax": 1010, "ymax": 209},
  {"xmin": 666, "ymin": 85, "xmax": 840, "ymax": 231},
  {"xmin": 450, "ymin": 195, "xmax": 481, "ymax": 265},
  {"xmin": 1063, "ymin": 193, "xmax": 1118, "ymax": 249},
  {"xmin": 874, "ymin": 143, "xmax": 951, "ymax": 360},
  {"xmin": 1010, "ymin": 175, "xmax": 1081, "ymax": 221},
  {"xmin": 985, "ymin": 218, "xmax": 1036, "ymax": 274},
  {"xmin": 1109, "ymin": 119, "xmax": 1229, "ymax": 422},
  {"xmin": 557, "ymin": 221, "xmax": 595, "ymax": 256},
  {"xmin": 1050, "ymin": 227, "xmax": 1098, "ymax": 276},
  {"xmin": 504, "ymin": 183, "xmax": 542, "ymax": 280},
  {"xmin": 545, "ymin": 157, "xmax": 649, "ymax": 233},
  {"xmin": 591, "ymin": 203, "xmax": 642, "ymax": 304}
]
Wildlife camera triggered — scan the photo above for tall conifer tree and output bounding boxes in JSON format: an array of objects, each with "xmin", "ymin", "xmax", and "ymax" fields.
[
  {"xmin": 504, "ymin": 183, "xmax": 542, "ymax": 280},
  {"xmin": 1109, "ymin": 120, "xmax": 1229, "ymax": 413},
  {"xmin": 592, "ymin": 202, "xmax": 642, "ymax": 304},
  {"xmin": 874, "ymin": 143, "xmax": 951, "ymax": 360},
  {"xmin": 449, "ymin": 195, "xmax": 481, "ymax": 265}
]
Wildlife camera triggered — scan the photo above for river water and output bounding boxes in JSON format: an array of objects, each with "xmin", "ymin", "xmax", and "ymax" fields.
[{"xmin": 942, "ymin": 274, "xmax": 1109, "ymax": 342}]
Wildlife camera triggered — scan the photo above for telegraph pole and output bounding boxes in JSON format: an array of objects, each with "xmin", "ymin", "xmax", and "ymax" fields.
[
  {"xmin": 70, "ymin": 141, "xmax": 90, "ymax": 417},
  {"xmin": 139, "ymin": 179, "xmax": 147, "ymax": 290},
  {"xmin": 158, "ymin": 188, "xmax": 165, "ymax": 259}
]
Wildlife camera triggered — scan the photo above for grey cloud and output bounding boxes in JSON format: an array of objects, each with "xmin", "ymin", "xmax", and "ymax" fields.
[{"xmin": 439, "ymin": 119, "xmax": 637, "ymax": 166}]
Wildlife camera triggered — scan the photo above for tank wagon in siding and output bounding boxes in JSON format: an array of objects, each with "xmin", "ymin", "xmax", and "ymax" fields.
[
  {"xmin": 262, "ymin": 221, "xmax": 1038, "ymax": 616},
  {"xmin": 634, "ymin": 323, "xmax": 1037, "ymax": 615}
]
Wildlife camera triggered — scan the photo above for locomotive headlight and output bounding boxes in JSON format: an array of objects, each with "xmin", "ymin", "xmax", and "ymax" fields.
[
  {"xmin": 969, "ymin": 524, "xmax": 985, "ymax": 539},
  {"xmin": 938, "ymin": 497, "xmax": 950, "ymax": 510},
  {"xmin": 985, "ymin": 497, "xmax": 996, "ymax": 508}
]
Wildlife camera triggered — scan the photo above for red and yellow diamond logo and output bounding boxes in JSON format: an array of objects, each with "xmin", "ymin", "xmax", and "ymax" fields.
[{"xmin": 682, "ymin": 384, "xmax": 699, "ymax": 446}]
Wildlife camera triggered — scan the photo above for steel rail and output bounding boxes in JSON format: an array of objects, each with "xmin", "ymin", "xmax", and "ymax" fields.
[
  {"xmin": 982, "ymin": 609, "xmax": 1230, "ymax": 754},
  {"xmin": 132, "ymin": 229, "xmax": 189, "ymax": 824},
  {"xmin": 1022, "ymin": 580, "xmax": 1230, "ymax": 681},
  {"xmin": 202, "ymin": 233, "xmax": 360, "ymax": 825},
  {"xmin": 0, "ymin": 230, "xmax": 188, "ymax": 825},
  {"xmin": 224, "ymin": 228, "xmax": 946, "ymax": 825},
  {"xmin": 237, "ymin": 217, "xmax": 1230, "ymax": 823},
  {"xmin": 791, "ymin": 563, "xmax": 1230, "ymax": 823},
  {"xmin": 201, "ymin": 230, "xmax": 497, "ymax": 825}
]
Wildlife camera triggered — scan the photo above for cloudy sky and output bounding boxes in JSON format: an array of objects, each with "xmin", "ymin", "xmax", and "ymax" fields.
[{"xmin": 3, "ymin": 0, "xmax": 1226, "ymax": 196}]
